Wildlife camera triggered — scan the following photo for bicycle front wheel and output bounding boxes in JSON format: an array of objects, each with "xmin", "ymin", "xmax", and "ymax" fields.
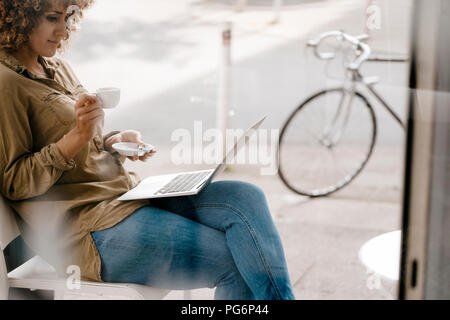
[{"xmin": 278, "ymin": 88, "xmax": 377, "ymax": 197}]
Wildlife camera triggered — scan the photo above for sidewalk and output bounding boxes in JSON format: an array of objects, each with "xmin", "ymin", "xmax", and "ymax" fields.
[
  {"xmin": 123, "ymin": 142, "xmax": 403, "ymax": 300},
  {"xmin": 66, "ymin": 0, "xmax": 411, "ymax": 299}
]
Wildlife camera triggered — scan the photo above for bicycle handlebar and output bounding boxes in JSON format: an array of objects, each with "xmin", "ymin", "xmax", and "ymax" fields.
[{"xmin": 307, "ymin": 31, "xmax": 372, "ymax": 71}]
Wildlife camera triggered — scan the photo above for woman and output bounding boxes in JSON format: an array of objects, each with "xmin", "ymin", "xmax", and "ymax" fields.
[{"xmin": 0, "ymin": 0, "xmax": 295, "ymax": 300}]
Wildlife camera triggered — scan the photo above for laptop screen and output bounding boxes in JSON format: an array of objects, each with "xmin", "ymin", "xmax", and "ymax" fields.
[{"xmin": 210, "ymin": 116, "xmax": 267, "ymax": 180}]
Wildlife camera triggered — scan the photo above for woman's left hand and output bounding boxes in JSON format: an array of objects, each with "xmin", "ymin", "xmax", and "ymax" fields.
[{"xmin": 105, "ymin": 130, "xmax": 157, "ymax": 162}]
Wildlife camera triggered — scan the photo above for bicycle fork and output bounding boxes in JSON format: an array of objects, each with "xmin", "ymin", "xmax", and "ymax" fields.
[{"xmin": 319, "ymin": 85, "xmax": 356, "ymax": 148}]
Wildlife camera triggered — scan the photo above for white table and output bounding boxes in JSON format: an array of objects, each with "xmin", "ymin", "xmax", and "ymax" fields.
[{"xmin": 359, "ymin": 230, "xmax": 401, "ymax": 281}]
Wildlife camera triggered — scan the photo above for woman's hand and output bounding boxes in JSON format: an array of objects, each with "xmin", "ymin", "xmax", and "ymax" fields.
[
  {"xmin": 57, "ymin": 94, "xmax": 105, "ymax": 162},
  {"xmin": 105, "ymin": 130, "xmax": 157, "ymax": 162},
  {"xmin": 73, "ymin": 94, "xmax": 105, "ymax": 143}
]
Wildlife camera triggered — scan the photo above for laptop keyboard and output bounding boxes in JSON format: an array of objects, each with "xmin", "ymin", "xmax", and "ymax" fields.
[{"xmin": 155, "ymin": 171, "xmax": 211, "ymax": 195}]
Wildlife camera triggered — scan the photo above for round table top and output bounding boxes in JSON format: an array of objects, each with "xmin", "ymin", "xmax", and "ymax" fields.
[{"xmin": 358, "ymin": 230, "xmax": 401, "ymax": 281}]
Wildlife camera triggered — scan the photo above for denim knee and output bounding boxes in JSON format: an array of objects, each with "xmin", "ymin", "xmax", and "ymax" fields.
[
  {"xmin": 209, "ymin": 181, "xmax": 270, "ymax": 218},
  {"xmin": 212, "ymin": 181, "xmax": 267, "ymax": 205}
]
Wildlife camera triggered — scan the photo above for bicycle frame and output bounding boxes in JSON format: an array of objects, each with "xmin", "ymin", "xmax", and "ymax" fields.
[
  {"xmin": 320, "ymin": 83, "xmax": 356, "ymax": 148},
  {"xmin": 308, "ymin": 31, "xmax": 408, "ymax": 147},
  {"xmin": 318, "ymin": 67, "xmax": 407, "ymax": 148},
  {"xmin": 278, "ymin": 31, "xmax": 410, "ymax": 197},
  {"xmin": 355, "ymin": 70, "xmax": 406, "ymax": 130}
]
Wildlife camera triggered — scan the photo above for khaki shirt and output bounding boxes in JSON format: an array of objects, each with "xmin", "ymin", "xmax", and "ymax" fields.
[{"xmin": 0, "ymin": 49, "xmax": 150, "ymax": 282}]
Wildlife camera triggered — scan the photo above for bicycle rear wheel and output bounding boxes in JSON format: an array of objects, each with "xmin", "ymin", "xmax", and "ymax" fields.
[{"xmin": 278, "ymin": 88, "xmax": 377, "ymax": 197}]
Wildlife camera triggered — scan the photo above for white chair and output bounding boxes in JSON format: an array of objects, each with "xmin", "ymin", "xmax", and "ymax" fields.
[{"xmin": 0, "ymin": 195, "xmax": 170, "ymax": 300}]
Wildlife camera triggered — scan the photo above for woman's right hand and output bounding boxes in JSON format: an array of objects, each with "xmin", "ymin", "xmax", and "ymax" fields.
[
  {"xmin": 73, "ymin": 94, "xmax": 105, "ymax": 143},
  {"xmin": 56, "ymin": 94, "xmax": 105, "ymax": 162}
]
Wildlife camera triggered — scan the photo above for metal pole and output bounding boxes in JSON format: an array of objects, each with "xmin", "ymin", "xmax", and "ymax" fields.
[
  {"xmin": 234, "ymin": 0, "xmax": 247, "ymax": 12},
  {"xmin": 217, "ymin": 22, "xmax": 232, "ymax": 159}
]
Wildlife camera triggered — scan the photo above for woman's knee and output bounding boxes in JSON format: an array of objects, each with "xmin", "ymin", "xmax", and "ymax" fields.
[
  {"xmin": 210, "ymin": 180, "xmax": 268, "ymax": 206},
  {"xmin": 206, "ymin": 181, "xmax": 272, "ymax": 225}
]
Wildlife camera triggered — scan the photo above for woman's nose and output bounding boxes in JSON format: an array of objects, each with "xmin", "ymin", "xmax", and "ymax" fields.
[
  {"xmin": 54, "ymin": 29, "xmax": 67, "ymax": 41},
  {"xmin": 55, "ymin": 19, "xmax": 68, "ymax": 38}
]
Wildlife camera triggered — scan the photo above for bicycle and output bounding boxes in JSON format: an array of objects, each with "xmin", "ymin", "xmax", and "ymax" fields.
[{"xmin": 278, "ymin": 31, "xmax": 409, "ymax": 197}]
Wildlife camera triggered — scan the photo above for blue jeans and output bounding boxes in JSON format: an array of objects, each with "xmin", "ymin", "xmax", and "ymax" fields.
[{"xmin": 91, "ymin": 180, "xmax": 295, "ymax": 300}]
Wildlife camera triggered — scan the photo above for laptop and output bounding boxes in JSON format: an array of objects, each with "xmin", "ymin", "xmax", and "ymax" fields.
[{"xmin": 117, "ymin": 116, "xmax": 266, "ymax": 201}]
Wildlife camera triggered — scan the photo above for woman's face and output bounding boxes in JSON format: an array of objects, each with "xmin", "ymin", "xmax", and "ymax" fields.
[{"xmin": 26, "ymin": 5, "xmax": 69, "ymax": 57}]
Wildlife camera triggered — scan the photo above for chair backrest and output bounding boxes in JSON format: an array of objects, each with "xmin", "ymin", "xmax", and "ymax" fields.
[
  {"xmin": 0, "ymin": 195, "xmax": 20, "ymax": 251},
  {"xmin": 0, "ymin": 194, "xmax": 20, "ymax": 299}
]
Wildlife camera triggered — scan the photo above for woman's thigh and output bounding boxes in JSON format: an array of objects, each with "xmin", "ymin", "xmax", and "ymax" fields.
[
  {"xmin": 151, "ymin": 180, "xmax": 274, "ymax": 234},
  {"xmin": 91, "ymin": 205, "xmax": 238, "ymax": 290}
]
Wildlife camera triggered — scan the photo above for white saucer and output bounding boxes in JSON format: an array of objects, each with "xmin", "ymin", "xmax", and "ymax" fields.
[{"xmin": 112, "ymin": 142, "xmax": 155, "ymax": 157}]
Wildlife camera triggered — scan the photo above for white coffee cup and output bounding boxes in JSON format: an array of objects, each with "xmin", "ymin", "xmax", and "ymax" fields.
[{"xmin": 95, "ymin": 87, "xmax": 121, "ymax": 109}]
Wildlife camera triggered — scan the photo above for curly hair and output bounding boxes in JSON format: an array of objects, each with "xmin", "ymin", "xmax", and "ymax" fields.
[{"xmin": 0, "ymin": 0, "xmax": 94, "ymax": 52}]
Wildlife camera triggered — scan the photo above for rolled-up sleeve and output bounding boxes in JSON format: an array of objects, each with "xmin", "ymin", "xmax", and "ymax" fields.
[
  {"xmin": 39, "ymin": 143, "xmax": 77, "ymax": 171},
  {"xmin": 0, "ymin": 87, "xmax": 75, "ymax": 201}
]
